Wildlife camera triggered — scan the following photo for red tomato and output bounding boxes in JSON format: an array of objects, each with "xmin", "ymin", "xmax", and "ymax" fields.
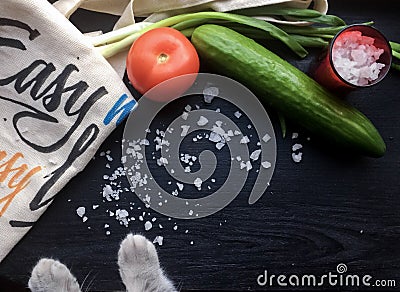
[{"xmin": 126, "ymin": 27, "xmax": 200, "ymax": 102}]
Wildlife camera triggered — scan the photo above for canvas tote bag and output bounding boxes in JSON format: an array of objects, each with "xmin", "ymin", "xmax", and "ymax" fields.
[{"xmin": 0, "ymin": 0, "xmax": 136, "ymax": 261}]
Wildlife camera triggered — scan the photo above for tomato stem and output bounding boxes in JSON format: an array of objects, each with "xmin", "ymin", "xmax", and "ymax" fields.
[{"xmin": 158, "ymin": 53, "xmax": 169, "ymax": 63}]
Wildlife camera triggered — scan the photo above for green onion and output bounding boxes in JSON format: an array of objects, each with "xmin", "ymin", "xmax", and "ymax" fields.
[
  {"xmin": 98, "ymin": 11, "xmax": 308, "ymax": 59},
  {"xmin": 94, "ymin": 8, "xmax": 400, "ymax": 75},
  {"xmin": 392, "ymin": 63, "xmax": 400, "ymax": 72},
  {"xmin": 234, "ymin": 7, "xmax": 346, "ymax": 26}
]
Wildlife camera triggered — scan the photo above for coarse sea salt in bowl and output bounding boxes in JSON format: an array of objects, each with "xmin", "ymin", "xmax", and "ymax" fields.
[{"xmin": 313, "ymin": 24, "xmax": 392, "ymax": 91}]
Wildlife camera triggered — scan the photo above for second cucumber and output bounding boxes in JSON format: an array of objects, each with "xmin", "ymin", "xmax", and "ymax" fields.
[{"xmin": 191, "ymin": 24, "xmax": 386, "ymax": 157}]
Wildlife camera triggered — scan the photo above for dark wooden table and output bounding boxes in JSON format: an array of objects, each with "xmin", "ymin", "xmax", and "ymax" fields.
[{"xmin": 1, "ymin": 1, "xmax": 399, "ymax": 291}]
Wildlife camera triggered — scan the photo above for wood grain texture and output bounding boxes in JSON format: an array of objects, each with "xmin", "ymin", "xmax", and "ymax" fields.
[{"xmin": 0, "ymin": 1, "xmax": 400, "ymax": 291}]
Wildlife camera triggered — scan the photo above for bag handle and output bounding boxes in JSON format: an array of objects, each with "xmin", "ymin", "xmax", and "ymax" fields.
[{"xmin": 53, "ymin": 0, "xmax": 134, "ymax": 29}]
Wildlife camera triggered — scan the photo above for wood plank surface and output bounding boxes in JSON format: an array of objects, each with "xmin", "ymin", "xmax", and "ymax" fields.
[{"xmin": 0, "ymin": 1, "xmax": 399, "ymax": 291}]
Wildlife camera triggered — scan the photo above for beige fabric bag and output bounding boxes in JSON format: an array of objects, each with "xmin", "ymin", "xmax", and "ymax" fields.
[{"xmin": 0, "ymin": 0, "xmax": 136, "ymax": 261}]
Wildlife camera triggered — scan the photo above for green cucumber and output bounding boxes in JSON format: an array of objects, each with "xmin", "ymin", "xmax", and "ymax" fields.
[{"xmin": 191, "ymin": 24, "xmax": 386, "ymax": 157}]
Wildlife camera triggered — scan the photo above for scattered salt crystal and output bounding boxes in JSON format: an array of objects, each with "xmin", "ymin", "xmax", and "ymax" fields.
[
  {"xmin": 157, "ymin": 157, "xmax": 169, "ymax": 166},
  {"xmin": 216, "ymin": 142, "xmax": 225, "ymax": 150},
  {"xmin": 262, "ymin": 161, "xmax": 272, "ymax": 169},
  {"xmin": 190, "ymin": 241, "xmax": 194, "ymax": 245},
  {"xmin": 106, "ymin": 231, "xmax": 111, "ymax": 236},
  {"xmin": 140, "ymin": 139, "xmax": 150, "ymax": 146},
  {"xmin": 194, "ymin": 178, "xmax": 202, "ymax": 190},
  {"xmin": 262, "ymin": 133, "xmax": 271, "ymax": 143},
  {"xmin": 152, "ymin": 217, "xmax": 157, "ymax": 222},
  {"xmin": 181, "ymin": 125, "xmax": 190, "ymax": 137},
  {"xmin": 189, "ymin": 210, "xmax": 194, "ymax": 216},
  {"xmin": 197, "ymin": 116, "xmax": 209, "ymax": 126},
  {"xmin": 159, "ymin": 224, "xmax": 163, "ymax": 229},
  {"xmin": 185, "ymin": 105, "xmax": 192, "ymax": 111},
  {"xmin": 246, "ymin": 161, "xmax": 253, "ymax": 171},
  {"xmin": 240, "ymin": 161, "xmax": 246, "ymax": 169},
  {"xmin": 292, "ymin": 132, "xmax": 299, "ymax": 139},
  {"xmin": 173, "ymin": 225, "xmax": 178, "ymax": 231},
  {"xmin": 250, "ymin": 149, "xmax": 262, "ymax": 161},
  {"xmin": 116, "ymin": 209, "xmax": 130, "ymax": 227},
  {"xmin": 203, "ymin": 86, "xmax": 219, "ymax": 103},
  {"xmin": 236, "ymin": 156, "xmax": 242, "ymax": 161},
  {"xmin": 153, "ymin": 236, "xmax": 164, "ymax": 246},
  {"xmin": 234, "ymin": 130, "xmax": 241, "ymax": 136},
  {"xmin": 234, "ymin": 111, "xmax": 242, "ymax": 119},
  {"xmin": 292, "ymin": 143, "xmax": 303, "ymax": 152},
  {"xmin": 209, "ymin": 132, "xmax": 222, "ymax": 143},
  {"xmin": 82, "ymin": 216, "xmax": 88, "ymax": 223},
  {"xmin": 177, "ymin": 183, "xmax": 184, "ymax": 191},
  {"xmin": 76, "ymin": 207, "xmax": 85, "ymax": 218},
  {"xmin": 92, "ymin": 205, "xmax": 99, "ymax": 210},
  {"xmin": 181, "ymin": 112, "xmax": 189, "ymax": 120},
  {"xmin": 172, "ymin": 189, "xmax": 179, "ymax": 196},
  {"xmin": 292, "ymin": 152, "xmax": 303, "ymax": 163},
  {"xmin": 240, "ymin": 136, "xmax": 250, "ymax": 144},
  {"xmin": 144, "ymin": 221, "xmax": 153, "ymax": 231}
]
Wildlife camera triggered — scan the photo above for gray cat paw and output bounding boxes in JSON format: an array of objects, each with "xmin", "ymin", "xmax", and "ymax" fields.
[
  {"xmin": 118, "ymin": 234, "xmax": 160, "ymax": 272},
  {"xmin": 28, "ymin": 258, "xmax": 81, "ymax": 292}
]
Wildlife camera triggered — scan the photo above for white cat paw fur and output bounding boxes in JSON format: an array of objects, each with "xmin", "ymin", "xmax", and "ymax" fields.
[
  {"xmin": 118, "ymin": 234, "xmax": 177, "ymax": 292},
  {"xmin": 28, "ymin": 258, "xmax": 81, "ymax": 292}
]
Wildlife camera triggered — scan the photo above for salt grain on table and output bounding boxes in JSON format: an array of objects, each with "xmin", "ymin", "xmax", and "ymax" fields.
[
  {"xmin": 250, "ymin": 149, "xmax": 262, "ymax": 161},
  {"xmin": 262, "ymin": 133, "xmax": 271, "ymax": 143},
  {"xmin": 292, "ymin": 152, "xmax": 303, "ymax": 163},
  {"xmin": 234, "ymin": 111, "xmax": 242, "ymax": 119},
  {"xmin": 194, "ymin": 178, "xmax": 202, "ymax": 190},
  {"xmin": 292, "ymin": 143, "xmax": 303, "ymax": 152},
  {"xmin": 240, "ymin": 136, "xmax": 250, "ymax": 144},
  {"xmin": 203, "ymin": 86, "xmax": 219, "ymax": 103},
  {"xmin": 181, "ymin": 125, "xmax": 190, "ymax": 136},
  {"xmin": 177, "ymin": 183, "xmax": 184, "ymax": 191},
  {"xmin": 76, "ymin": 207, "xmax": 85, "ymax": 218},
  {"xmin": 153, "ymin": 236, "xmax": 164, "ymax": 246},
  {"xmin": 216, "ymin": 142, "xmax": 225, "ymax": 150},
  {"xmin": 262, "ymin": 161, "xmax": 272, "ymax": 169},
  {"xmin": 144, "ymin": 221, "xmax": 153, "ymax": 231},
  {"xmin": 197, "ymin": 116, "xmax": 209, "ymax": 126}
]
